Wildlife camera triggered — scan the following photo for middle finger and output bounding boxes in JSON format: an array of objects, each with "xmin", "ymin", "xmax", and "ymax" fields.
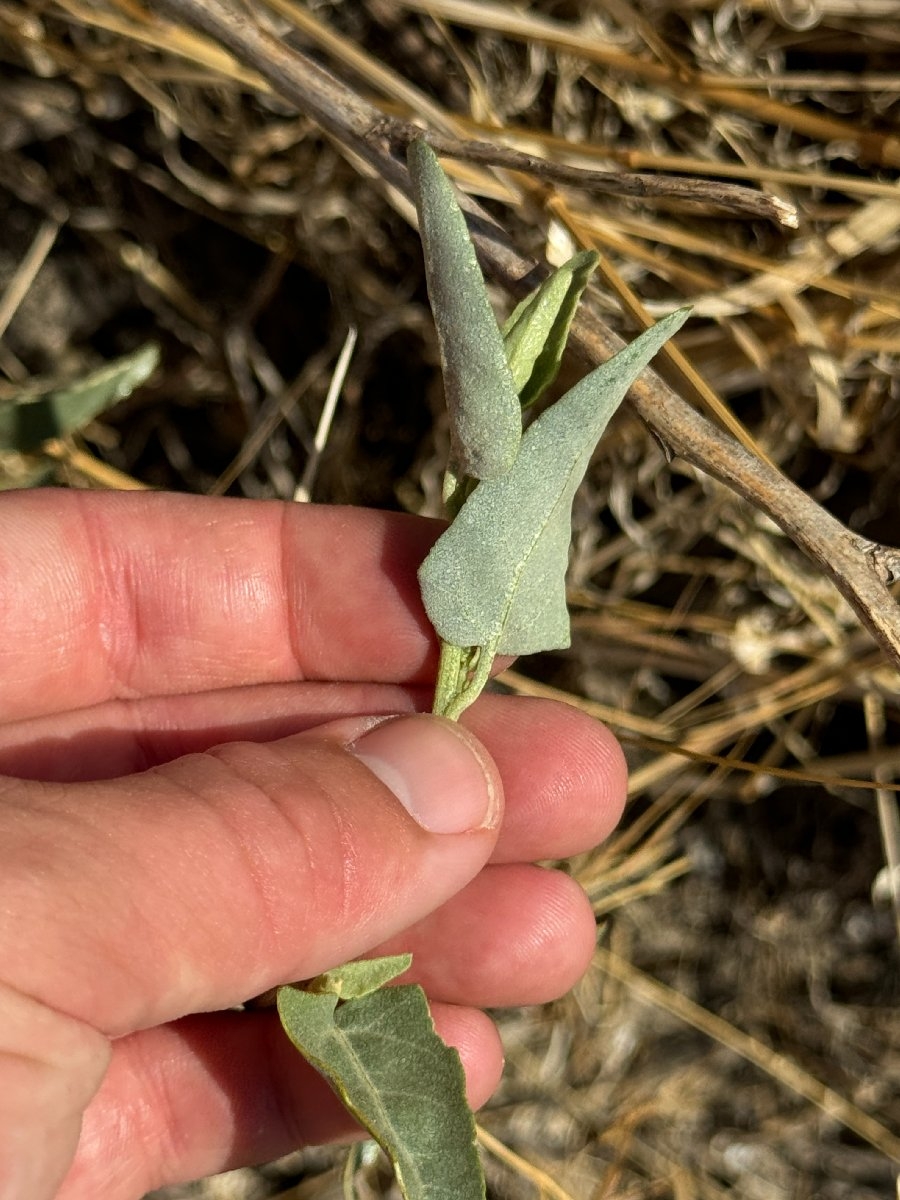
[{"xmin": 0, "ymin": 689, "xmax": 625, "ymax": 867}]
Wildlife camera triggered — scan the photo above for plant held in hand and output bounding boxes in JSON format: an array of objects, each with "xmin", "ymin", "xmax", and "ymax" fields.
[
  {"xmin": 276, "ymin": 138, "xmax": 690, "ymax": 1200},
  {"xmin": 409, "ymin": 140, "xmax": 690, "ymax": 719}
]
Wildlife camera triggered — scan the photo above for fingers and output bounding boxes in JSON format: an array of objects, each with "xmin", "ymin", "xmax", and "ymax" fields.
[
  {"xmin": 0, "ymin": 690, "xmax": 626, "ymax": 866},
  {"xmin": 53, "ymin": 873, "xmax": 591, "ymax": 1196},
  {"xmin": 0, "ymin": 682, "xmax": 424, "ymax": 782},
  {"xmin": 1, "ymin": 697, "xmax": 618, "ymax": 1200},
  {"xmin": 10, "ymin": 869, "xmax": 589, "ymax": 1199},
  {"xmin": 59, "ymin": 1004, "xmax": 502, "ymax": 1200},
  {"xmin": 0, "ymin": 490, "xmax": 440, "ymax": 722},
  {"xmin": 0, "ymin": 715, "xmax": 501, "ymax": 1037},
  {"xmin": 0, "ymin": 980, "xmax": 110, "ymax": 1200},
  {"xmin": 464, "ymin": 694, "xmax": 626, "ymax": 861},
  {"xmin": 375, "ymin": 863, "xmax": 598, "ymax": 1006}
]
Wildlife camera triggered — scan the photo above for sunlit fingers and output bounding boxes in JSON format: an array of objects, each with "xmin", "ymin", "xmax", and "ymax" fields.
[
  {"xmin": 373, "ymin": 863, "xmax": 597, "ymax": 1007},
  {"xmin": 62, "ymin": 1004, "xmax": 501, "ymax": 1199}
]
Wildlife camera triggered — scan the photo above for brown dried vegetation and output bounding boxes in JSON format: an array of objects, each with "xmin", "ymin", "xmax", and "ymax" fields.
[{"xmin": 1, "ymin": 1, "xmax": 899, "ymax": 1197}]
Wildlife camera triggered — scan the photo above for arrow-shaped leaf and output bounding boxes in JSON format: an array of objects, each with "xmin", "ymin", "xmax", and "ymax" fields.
[
  {"xmin": 419, "ymin": 307, "xmax": 690, "ymax": 656},
  {"xmin": 0, "ymin": 343, "xmax": 160, "ymax": 453},
  {"xmin": 278, "ymin": 976, "xmax": 484, "ymax": 1200},
  {"xmin": 502, "ymin": 250, "xmax": 599, "ymax": 408},
  {"xmin": 408, "ymin": 140, "xmax": 521, "ymax": 480}
]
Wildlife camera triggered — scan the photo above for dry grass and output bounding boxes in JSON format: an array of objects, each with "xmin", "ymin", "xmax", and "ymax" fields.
[{"xmin": 1, "ymin": 1, "xmax": 899, "ymax": 1196}]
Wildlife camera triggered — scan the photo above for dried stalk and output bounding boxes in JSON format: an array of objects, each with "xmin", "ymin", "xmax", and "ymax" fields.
[
  {"xmin": 393, "ymin": 0, "xmax": 900, "ymax": 169},
  {"xmin": 408, "ymin": 133, "xmax": 797, "ymax": 227},
  {"xmin": 148, "ymin": 0, "xmax": 900, "ymax": 673}
]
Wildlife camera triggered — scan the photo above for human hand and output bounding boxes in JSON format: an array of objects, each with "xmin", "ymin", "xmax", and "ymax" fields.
[{"xmin": 0, "ymin": 490, "xmax": 626, "ymax": 1199}]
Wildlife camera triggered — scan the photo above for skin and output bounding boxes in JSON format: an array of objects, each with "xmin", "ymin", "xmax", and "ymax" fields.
[{"xmin": 0, "ymin": 490, "xmax": 627, "ymax": 1200}]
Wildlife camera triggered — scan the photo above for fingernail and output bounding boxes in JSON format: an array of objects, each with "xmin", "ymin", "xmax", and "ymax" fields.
[{"xmin": 349, "ymin": 715, "xmax": 499, "ymax": 834}]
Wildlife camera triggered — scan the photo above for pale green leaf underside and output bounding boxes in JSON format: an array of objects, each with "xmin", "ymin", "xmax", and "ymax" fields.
[
  {"xmin": 0, "ymin": 343, "xmax": 160, "ymax": 453},
  {"xmin": 502, "ymin": 250, "xmax": 599, "ymax": 409},
  {"xmin": 407, "ymin": 140, "xmax": 520, "ymax": 480},
  {"xmin": 278, "ymin": 982, "xmax": 484, "ymax": 1200},
  {"xmin": 419, "ymin": 308, "xmax": 691, "ymax": 655},
  {"xmin": 306, "ymin": 954, "xmax": 412, "ymax": 1000}
]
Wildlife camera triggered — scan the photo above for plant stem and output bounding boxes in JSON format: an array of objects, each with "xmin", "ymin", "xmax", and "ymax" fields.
[
  {"xmin": 432, "ymin": 640, "xmax": 496, "ymax": 721},
  {"xmin": 157, "ymin": 0, "xmax": 900, "ymax": 674}
]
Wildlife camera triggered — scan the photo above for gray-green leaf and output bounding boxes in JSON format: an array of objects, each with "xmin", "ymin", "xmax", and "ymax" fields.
[
  {"xmin": 278, "ymin": 980, "xmax": 484, "ymax": 1200},
  {"xmin": 305, "ymin": 954, "xmax": 412, "ymax": 1000},
  {"xmin": 419, "ymin": 308, "xmax": 690, "ymax": 655},
  {"xmin": 0, "ymin": 343, "xmax": 160, "ymax": 453},
  {"xmin": 407, "ymin": 140, "xmax": 520, "ymax": 480},
  {"xmin": 502, "ymin": 250, "xmax": 599, "ymax": 408}
]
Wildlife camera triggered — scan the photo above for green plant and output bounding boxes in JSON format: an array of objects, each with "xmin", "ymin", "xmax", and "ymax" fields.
[
  {"xmin": 0, "ymin": 344, "xmax": 159, "ymax": 487},
  {"xmin": 276, "ymin": 140, "xmax": 690, "ymax": 1200}
]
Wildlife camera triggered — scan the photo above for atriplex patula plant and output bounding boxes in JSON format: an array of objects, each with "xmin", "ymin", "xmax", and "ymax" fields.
[{"xmin": 276, "ymin": 141, "xmax": 690, "ymax": 1200}]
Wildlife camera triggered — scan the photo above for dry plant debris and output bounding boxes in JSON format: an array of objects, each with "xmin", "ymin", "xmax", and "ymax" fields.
[{"xmin": 1, "ymin": 1, "xmax": 899, "ymax": 1197}]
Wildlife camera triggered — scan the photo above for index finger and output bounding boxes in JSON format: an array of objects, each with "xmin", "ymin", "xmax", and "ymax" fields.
[{"xmin": 0, "ymin": 490, "xmax": 440, "ymax": 722}]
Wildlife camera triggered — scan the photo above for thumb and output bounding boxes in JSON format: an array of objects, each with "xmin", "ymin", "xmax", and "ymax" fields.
[{"xmin": 1, "ymin": 714, "xmax": 502, "ymax": 1039}]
